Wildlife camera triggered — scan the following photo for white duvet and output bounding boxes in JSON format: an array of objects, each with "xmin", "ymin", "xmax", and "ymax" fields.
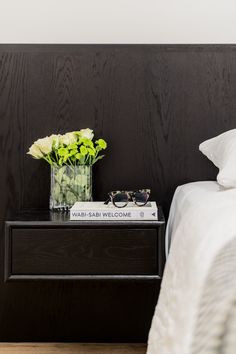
[{"xmin": 147, "ymin": 181, "xmax": 236, "ymax": 354}]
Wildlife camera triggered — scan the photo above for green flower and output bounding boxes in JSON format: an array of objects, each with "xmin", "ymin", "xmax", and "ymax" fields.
[
  {"xmin": 78, "ymin": 137, "xmax": 94, "ymax": 147},
  {"xmin": 69, "ymin": 149, "xmax": 78, "ymax": 157},
  {"xmin": 58, "ymin": 147, "xmax": 68, "ymax": 156},
  {"xmin": 80, "ymin": 146, "xmax": 88, "ymax": 156},
  {"xmin": 27, "ymin": 129, "xmax": 107, "ymax": 168},
  {"xmin": 96, "ymin": 139, "xmax": 107, "ymax": 150},
  {"xmin": 87, "ymin": 147, "xmax": 96, "ymax": 156},
  {"xmin": 75, "ymin": 153, "xmax": 82, "ymax": 160},
  {"xmin": 67, "ymin": 143, "xmax": 78, "ymax": 150}
]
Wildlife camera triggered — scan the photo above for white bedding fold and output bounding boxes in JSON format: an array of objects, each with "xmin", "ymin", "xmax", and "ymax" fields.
[{"xmin": 147, "ymin": 181, "xmax": 236, "ymax": 354}]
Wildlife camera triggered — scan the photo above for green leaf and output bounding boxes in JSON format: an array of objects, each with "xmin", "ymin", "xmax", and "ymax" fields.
[
  {"xmin": 57, "ymin": 192, "xmax": 64, "ymax": 203},
  {"xmin": 66, "ymin": 191, "xmax": 77, "ymax": 205},
  {"xmin": 63, "ymin": 155, "xmax": 69, "ymax": 163},
  {"xmin": 62, "ymin": 174, "xmax": 70, "ymax": 184},
  {"xmin": 59, "ymin": 157, "xmax": 64, "ymax": 166},
  {"xmin": 92, "ymin": 155, "xmax": 105, "ymax": 164},
  {"xmin": 74, "ymin": 174, "xmax": 87, "ymax": 186},
  {"xmin": 55, "ymin": 166, "xmax": 66, "ymax": 182},
  {"xmin": 52, "ymin": 182, "xmax": 61, "ymax": 202}
]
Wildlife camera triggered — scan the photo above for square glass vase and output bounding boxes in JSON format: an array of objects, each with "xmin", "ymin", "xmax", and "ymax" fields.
[{"xmin": 50, "ymin": 165, "xmax": 92, "ymax": 211}]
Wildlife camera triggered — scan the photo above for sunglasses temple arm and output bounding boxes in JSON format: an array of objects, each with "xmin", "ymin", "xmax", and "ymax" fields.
[{"xmin": 104, "ymin": 198, "xmax": 110, "ymax": 205}]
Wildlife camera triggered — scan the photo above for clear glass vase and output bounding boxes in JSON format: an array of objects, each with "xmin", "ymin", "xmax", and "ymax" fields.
[{"xmin": 50, "ymin": 165, "xmax": 92, "ymax": 210}]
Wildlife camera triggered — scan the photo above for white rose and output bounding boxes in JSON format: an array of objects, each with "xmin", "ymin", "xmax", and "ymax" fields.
[
  {"xmin": 35, "ymin": 136, "xmax": 53, "ymax": 155},
  {"xmin": 50, "ymin": 134, "xmax": 61, "ymax": 149},
  {"xmin": 27, "ymin": 143, "xmax": 44, "ymax": 159},
  {"xmin": 79, "ymin": 128, "xmax": 94, "ymax": 140},
  {"xmin": 60, "ymin": 132, "xmax": 77, "ymax": 146}
]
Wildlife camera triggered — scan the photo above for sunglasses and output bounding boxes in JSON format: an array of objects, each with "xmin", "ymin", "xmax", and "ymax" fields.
[{"xmin": 104, "ymin": 189, "xmax": 151, "ymax": 208}]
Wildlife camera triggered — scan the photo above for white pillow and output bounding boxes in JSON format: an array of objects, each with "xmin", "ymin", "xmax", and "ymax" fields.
[{"xmin": 199, "ymin": 129, "xmax": 236, "ymax": 188}]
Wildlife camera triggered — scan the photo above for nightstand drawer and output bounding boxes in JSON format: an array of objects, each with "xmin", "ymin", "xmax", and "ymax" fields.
[{"xmin": 5, "ymin": 227, "xmax": 158, "ymax": 279}]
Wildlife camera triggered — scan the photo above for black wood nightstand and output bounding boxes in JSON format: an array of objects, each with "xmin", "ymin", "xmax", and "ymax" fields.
[{"xmin": 4, "ymin": 208, "xmax": 165, "ymax": 342}]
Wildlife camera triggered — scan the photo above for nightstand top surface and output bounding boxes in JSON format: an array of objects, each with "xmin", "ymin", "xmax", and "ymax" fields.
[{"xmin": 6, "ymin": 206, "xmax": 165, "ymax": 226}]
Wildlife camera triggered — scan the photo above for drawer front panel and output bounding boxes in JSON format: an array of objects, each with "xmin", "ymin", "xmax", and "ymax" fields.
[{"xmin": 9, "ymin": 228, "xmax": 157, "ymax": 276}]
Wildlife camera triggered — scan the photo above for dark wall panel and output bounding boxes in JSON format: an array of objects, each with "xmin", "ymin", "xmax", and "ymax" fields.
[
  {"xmin": 0, "ymin": 45, "xmax": 236, "ymax": 341},
  {"xmin": 1, "ymin": 45, "xmax": 236, "ymax": 218}
]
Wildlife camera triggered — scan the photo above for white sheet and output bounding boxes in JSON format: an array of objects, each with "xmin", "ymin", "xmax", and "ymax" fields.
[{"xmin": 147, "ymin": 181, "xmax": 236, "ymax": 354}]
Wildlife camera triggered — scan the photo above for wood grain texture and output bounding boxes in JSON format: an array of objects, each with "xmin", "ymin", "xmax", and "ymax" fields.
[
  {"xmin": 1, "ymin": 45, "xmax": 236, "ymax": 218},
  {"xmin": 10, "ymin": 228, "xmax": 157, "ymax": 275},
  {"xmin": 4, "ymin": 213, "xmax": 165, "ymax": 282},
  {"xmin": 0, "ymin": 343, "xmax": 147, "ymax": 354},
  {"xmin": 1, "ymin": 45, "xmax": 236, "ymax": 217},
  {"xmin": 0, "ymin": 45, "xmax": 236, "ymax": 342}
]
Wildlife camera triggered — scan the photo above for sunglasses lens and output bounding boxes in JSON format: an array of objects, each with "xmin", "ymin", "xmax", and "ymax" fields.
[
  {"xmin": 134, "ymin": 191, "xmax": 149, "ymax": 206},
  {"xmin": 113, "ymin": 192, "xmax": 128, "ymax": 207}
]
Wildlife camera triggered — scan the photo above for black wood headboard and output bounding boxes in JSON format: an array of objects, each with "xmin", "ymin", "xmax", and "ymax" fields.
[
  {"xmin": 0, "ymin": 44, "xmax": 236, "ymax": 343},
  {"xmin": 0, "ymin": 44, "xmax": 236, "ymax": 219}
]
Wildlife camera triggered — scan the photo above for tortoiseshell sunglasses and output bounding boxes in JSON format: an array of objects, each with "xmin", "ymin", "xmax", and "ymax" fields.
[{"xmin": 104, "ymin": 189, "xmax": 151, "ymax": 208}]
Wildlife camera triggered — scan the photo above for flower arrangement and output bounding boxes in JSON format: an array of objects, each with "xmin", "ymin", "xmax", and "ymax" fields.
[
  {"xmin": 27, "ymin": 129, "xmax": 107, "ymax": 210},
  {"xmin": 27, "ymin": 128, "xmax": 107, "ymax": 167}
]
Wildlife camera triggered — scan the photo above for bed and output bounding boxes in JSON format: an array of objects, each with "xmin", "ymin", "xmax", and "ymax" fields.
[{"xmin": 147, "ymin": 181, "xmax": 236, "ymax": 354}]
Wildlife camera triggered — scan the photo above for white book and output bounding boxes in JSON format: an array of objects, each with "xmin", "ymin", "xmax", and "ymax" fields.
[{"xmin": 70, "ymin": 201, "xmax": 158, "ymax": 221}]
